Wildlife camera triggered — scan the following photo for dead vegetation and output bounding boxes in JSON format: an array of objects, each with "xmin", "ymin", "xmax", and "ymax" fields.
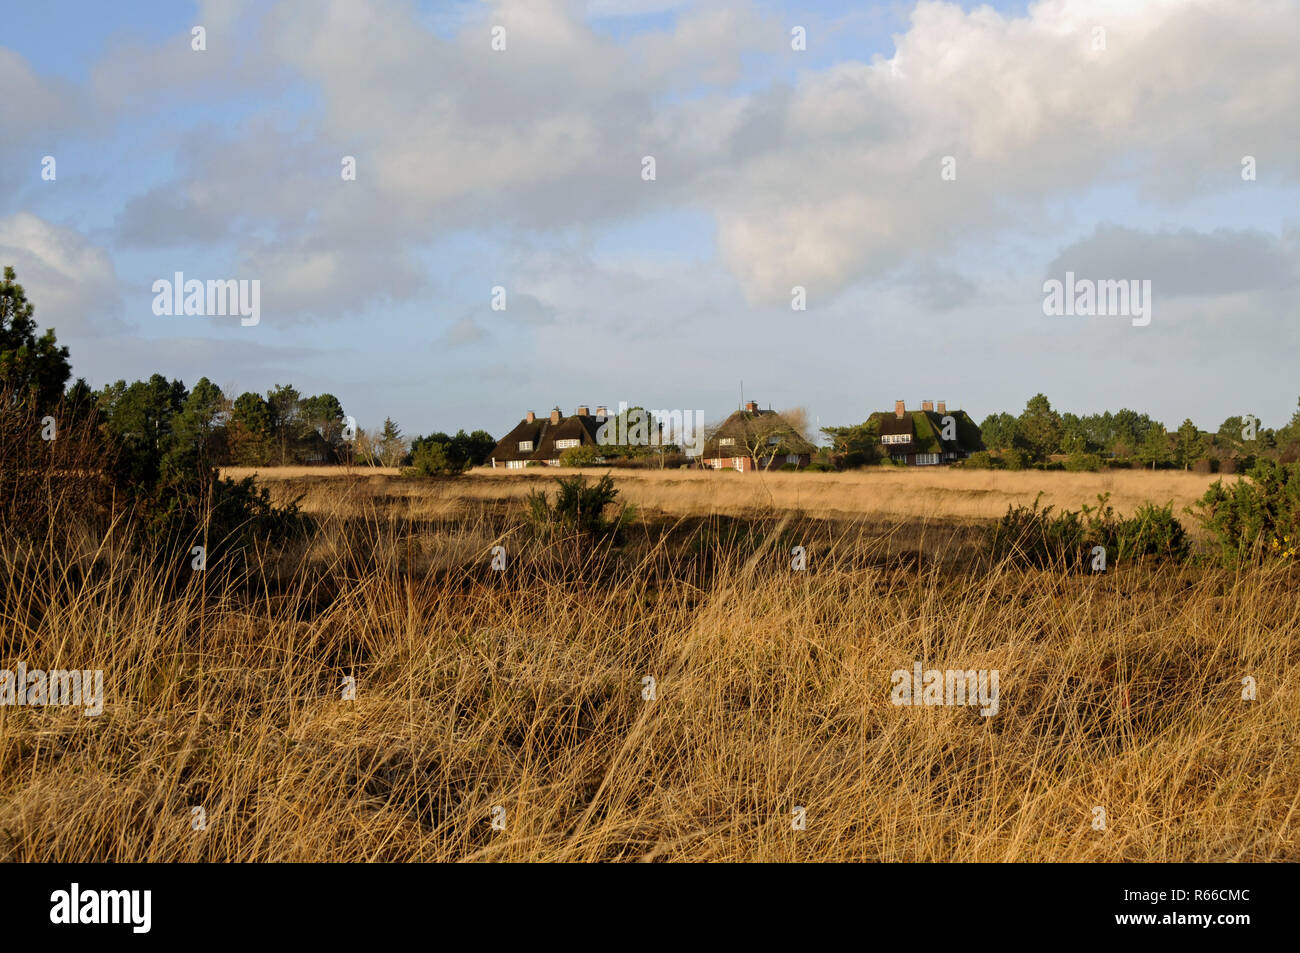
[{"xmin": 1, "ymin": 467, "xmax": 1295, "ymax": 861}]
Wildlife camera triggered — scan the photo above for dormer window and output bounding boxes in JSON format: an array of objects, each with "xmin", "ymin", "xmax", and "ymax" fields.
[
  {"xmin": 719, "ymin": 437, "xmax": 735, "ymax": 446},
  {"xmin": 518, "ymin": 440, "xmax": 534, "ymax": 452},
  {"xmin": 555, "ymin": 438, "xmax": 579, "ymax": 449}
]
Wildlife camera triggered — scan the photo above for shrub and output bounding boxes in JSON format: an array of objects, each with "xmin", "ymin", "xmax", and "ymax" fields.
[
  {"xmin": 139, "ymin": 468, "xmax": 308, "ymax": 566},
  {"xmin": 1001, "ymin": 448, "xmax": 1030, "ymax": 471},
  {"xmin": 1064, "ymin": 451, "xmax": 1103, "ymax": 472},
  {"xmin": 1192, "ymin": 460, "xmax": 1300, "ymax": 565},
  {"xmin": 559, "ymin": 445, "xmax": 605, "ymax": 467},
  {"xmin": 1082, "ymin": 494, "xmax": 1189, "ymax": 562},
  {"xmin": 405, "ymin": 439, "xmax": 464, "ymax": 477},
  {"xmin": 962, "ymin": 450, "xmax": 1001, "ymax": 470},
  {"xmin": 990, "ymin": 492, "xmax": 1188, "ymax": 569},
  {"xmin": 525, "ymin": 473, "xmax": 633, "ymax": 541},
  {"xmin": 1120, "ymin": 501, "xmax": 1190, "ymax": 560},
  {"xmin": 989, "ymin": 495, "xmax": 1087, "ymax": 568}
]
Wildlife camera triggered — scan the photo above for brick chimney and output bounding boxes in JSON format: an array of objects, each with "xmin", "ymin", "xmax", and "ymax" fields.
[
  {"xmin": 576, "ymin": 405, "xmax": 589, "ymax": 417},
  {"xmin": 526, "ymin": 411, "xmax": 535, "ymax": 423},
  {"xmin": 549, "ymin": 408, "xmax": 561, "ymax": 424},
  {"xmin": 595, "ymin": 406, "xmax": 607, "ymax": 417},
  {"xmin": 745, "ymin": 400, "xmax": 758, "ymax": 413},
  {"xmin": 894, "ymin": 400, "xmax": 905, "ymax": 418},
  {"xmin": 936, "ymin": 400, "xmax": 946, "ymax": 415},
  {"xmin": 921, "ymin": 400, "xmax": 934, "ymax": 412}
]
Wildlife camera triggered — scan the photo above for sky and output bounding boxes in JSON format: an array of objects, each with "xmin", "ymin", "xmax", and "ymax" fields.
[{"xmin": 2, "ymin": 0, "xmax": 1298, "ymax": 440}]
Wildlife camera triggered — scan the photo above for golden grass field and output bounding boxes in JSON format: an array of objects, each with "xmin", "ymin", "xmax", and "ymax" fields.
[
  {"xmin": 2, "ymin": 464, "xmax": 1296, "ymax": 861},
  {"xmin": 224, "ymin": 464, "xmax": 1225, "ymax": 525}
]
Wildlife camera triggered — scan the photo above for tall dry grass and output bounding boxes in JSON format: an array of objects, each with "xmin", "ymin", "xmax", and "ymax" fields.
[{"xmin": 1, "ymin": 470, "xmax": 1296, "ymax": 861}]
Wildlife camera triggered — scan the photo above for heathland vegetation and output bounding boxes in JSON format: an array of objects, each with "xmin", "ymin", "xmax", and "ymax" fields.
[{"xmin": 2, "ymin": 265, "xmax": 1298, "ymax": 861}]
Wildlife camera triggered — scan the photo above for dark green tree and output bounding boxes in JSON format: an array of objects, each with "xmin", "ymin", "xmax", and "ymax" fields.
[
  {"xmin": 1173, "ymin": 418, "xmax": 1205, "ymax": 470},
  {"xmin": 1014, "ymin": 394, "xmax": 1063, "ymax": 463},
  {"xmin": 228, "ymin": 391, "xmax": 274, "ymax": 465},
  {"xmin": 266, "ymin": 384, "xmax": 302, "ymax": 464},
  {"xmin": 0, "ymin": 266, "xmax": 71, "ymax": 409},
  {"xmin": 977, "ymin": 412, "xmax": 1018, "ymax": 452},
  {"xmin": 167, "ymin": 377, "xmax": 226, "ymax": 474},
  {"xmin": 99, "ymin": 374, "xmax": 188, "ymax": 489},
  {"xmin": 300, "ymin": 393, "xmax": 346, "ymax": 447},
  {"xmin": 1137, "ymin": 423, "xmax": 1171, "ymax": 470}
]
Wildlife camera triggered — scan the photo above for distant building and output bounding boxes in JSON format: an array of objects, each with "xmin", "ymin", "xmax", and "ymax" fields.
[
  {"xmin": 701, "ymin": 400, "xmax": 817, "ymax": 472},
  {"xmin": 489, "ymin": 406, "xmax": 606, "ymax": 468},
  {"xmin": 870, "ymin": 399, "xmax": 981, "ymax": 465}
]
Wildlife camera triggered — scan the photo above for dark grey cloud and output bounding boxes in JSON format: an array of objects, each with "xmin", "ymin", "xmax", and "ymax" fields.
[{"xmin": 1047, "ymin": 226, "xmax": 1298, "ymax": 297}]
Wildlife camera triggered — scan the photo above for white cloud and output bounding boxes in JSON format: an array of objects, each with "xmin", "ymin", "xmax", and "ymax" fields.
[
  {"xmin": 136, "ymin": 0, "xmax": 1299, "ymax": 310},
  {"xmin": 0, "ymin": 213, "xmax": 123, "ymax": 337}
]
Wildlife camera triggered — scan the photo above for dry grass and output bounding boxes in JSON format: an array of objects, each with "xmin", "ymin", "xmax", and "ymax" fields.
[
  {"xmin": 224, "ymin": 464, "xmax": 1227, "ymax": 525},
  {"xmin": 2, "ymin": 468, "xmax": 1296, "ymax": 862}
]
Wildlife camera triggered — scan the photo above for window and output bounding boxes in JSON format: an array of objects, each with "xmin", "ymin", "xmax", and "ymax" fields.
[
  {"xmin": 518, "ymin": 440, "xmax": 534, "ymax": 452},
  {"xmin": 881, "ymin": 433, "xmax": 911, "ymax": 445},
  {"xmin": 786, "ymin": 454, "xmax": 800, "ymax": 465},
  {"xmin": 554, "ymin": 438, "xmax": 579, "ymax": 450},
  {"xmin": 506, "ymin": 460, "xmax": 528, "ymax": 470},
  {"xmin": 719, "ymin": 437, "xmax": 735, "ymax": 446},
  {"xmin": 767, "ymin": 435, "xmax": 781, "ymax": 445},
  {"xmin": 915, "ymin": 453, "xmax": 940, "ymax": 465}
]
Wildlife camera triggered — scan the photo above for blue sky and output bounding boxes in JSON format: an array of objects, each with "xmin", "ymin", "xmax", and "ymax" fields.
[{"xmin": 2, "ymin": 0, "xmax": 1298, "ymax": 440}]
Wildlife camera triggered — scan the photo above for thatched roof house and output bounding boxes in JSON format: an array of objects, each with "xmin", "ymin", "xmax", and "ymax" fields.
[
  {"xmin": 701, "ymin": 401, "xmax": 817, "ymax": 471},
  {"xmin": 489, "ymin": 406, "xmax": 605, "ymax": 468}
]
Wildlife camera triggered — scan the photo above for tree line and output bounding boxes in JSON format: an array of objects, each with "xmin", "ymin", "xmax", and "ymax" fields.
[
  {"xmin": 822, "ymin": 392, "xmax": 1300, "ymax": 472},
  {"xmin": 971, "ymin": 394, "xmax": 1300, "ymax": 472}
]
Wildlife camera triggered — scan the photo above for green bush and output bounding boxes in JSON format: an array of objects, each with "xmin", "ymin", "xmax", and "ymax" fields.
[
  {"xmin": 1120, "ymin": 501, "xmax": 1190, "ymax": 560},
  {"xmin": 1192, "ymin": 460, "xmax": 1300, "ymax": 565},
  {"xmin": 1064, "ymin": 451, "xmax": 1103, "ymax": 472},
  {"xmin": 140, "ymin": 469, "xmax": 309, "ymax": 568},
  {"xmin": 962, "ymin": 450, "xmax": 1001, "ymax": 469},
  {"xmin": 525, "ymin": 473, "xmax": 634, "ymax": 541},
  {"xmin": 405, "ymin": 439, "xmax": 464, "ymax": 477},
  {"xmin": 990, "ymin": 492, "xmax": 1188, "ymax": 569},
  {"xmin": 1001, "ymin": 448, "xmax": 1030, "ymax": 471},
  {"xmin": 1082, "ymin": 494, "xmax": 1189, "ymax": 561},
  {"xmin": 559, "ymin": 445, "xmax": 604, "ymax": 467}
]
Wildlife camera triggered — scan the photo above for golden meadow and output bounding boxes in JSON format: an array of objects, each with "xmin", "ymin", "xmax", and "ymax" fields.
[{"xmin": 2, "ymin": 465, "xmax": 1296, "ymax": 861}]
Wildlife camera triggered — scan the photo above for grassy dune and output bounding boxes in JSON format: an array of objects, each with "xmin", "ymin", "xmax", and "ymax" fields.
[{"xmin": 2, "ymin": 467, "xmax": 1295, "ymax": 861}]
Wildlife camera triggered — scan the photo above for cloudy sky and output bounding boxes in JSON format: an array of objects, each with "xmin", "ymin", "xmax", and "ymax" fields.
[{"xmin": 3, "ymin": 0, "xmax": 1298, "ymax": 437}]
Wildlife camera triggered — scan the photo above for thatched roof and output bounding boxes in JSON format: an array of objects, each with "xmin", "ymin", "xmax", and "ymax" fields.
[
  {"xmin": 702, "ymin": 408, "xmax": 817, "ymax": 459},
  {"xmin": 490, "ymin": 412, "xmax": 603, "ymax": 463}
]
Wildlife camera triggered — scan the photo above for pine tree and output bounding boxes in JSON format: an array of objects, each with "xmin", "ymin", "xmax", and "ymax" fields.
[{"xmin": 0, "ymin": 266, "xmax": 70, "ymax": 409}]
